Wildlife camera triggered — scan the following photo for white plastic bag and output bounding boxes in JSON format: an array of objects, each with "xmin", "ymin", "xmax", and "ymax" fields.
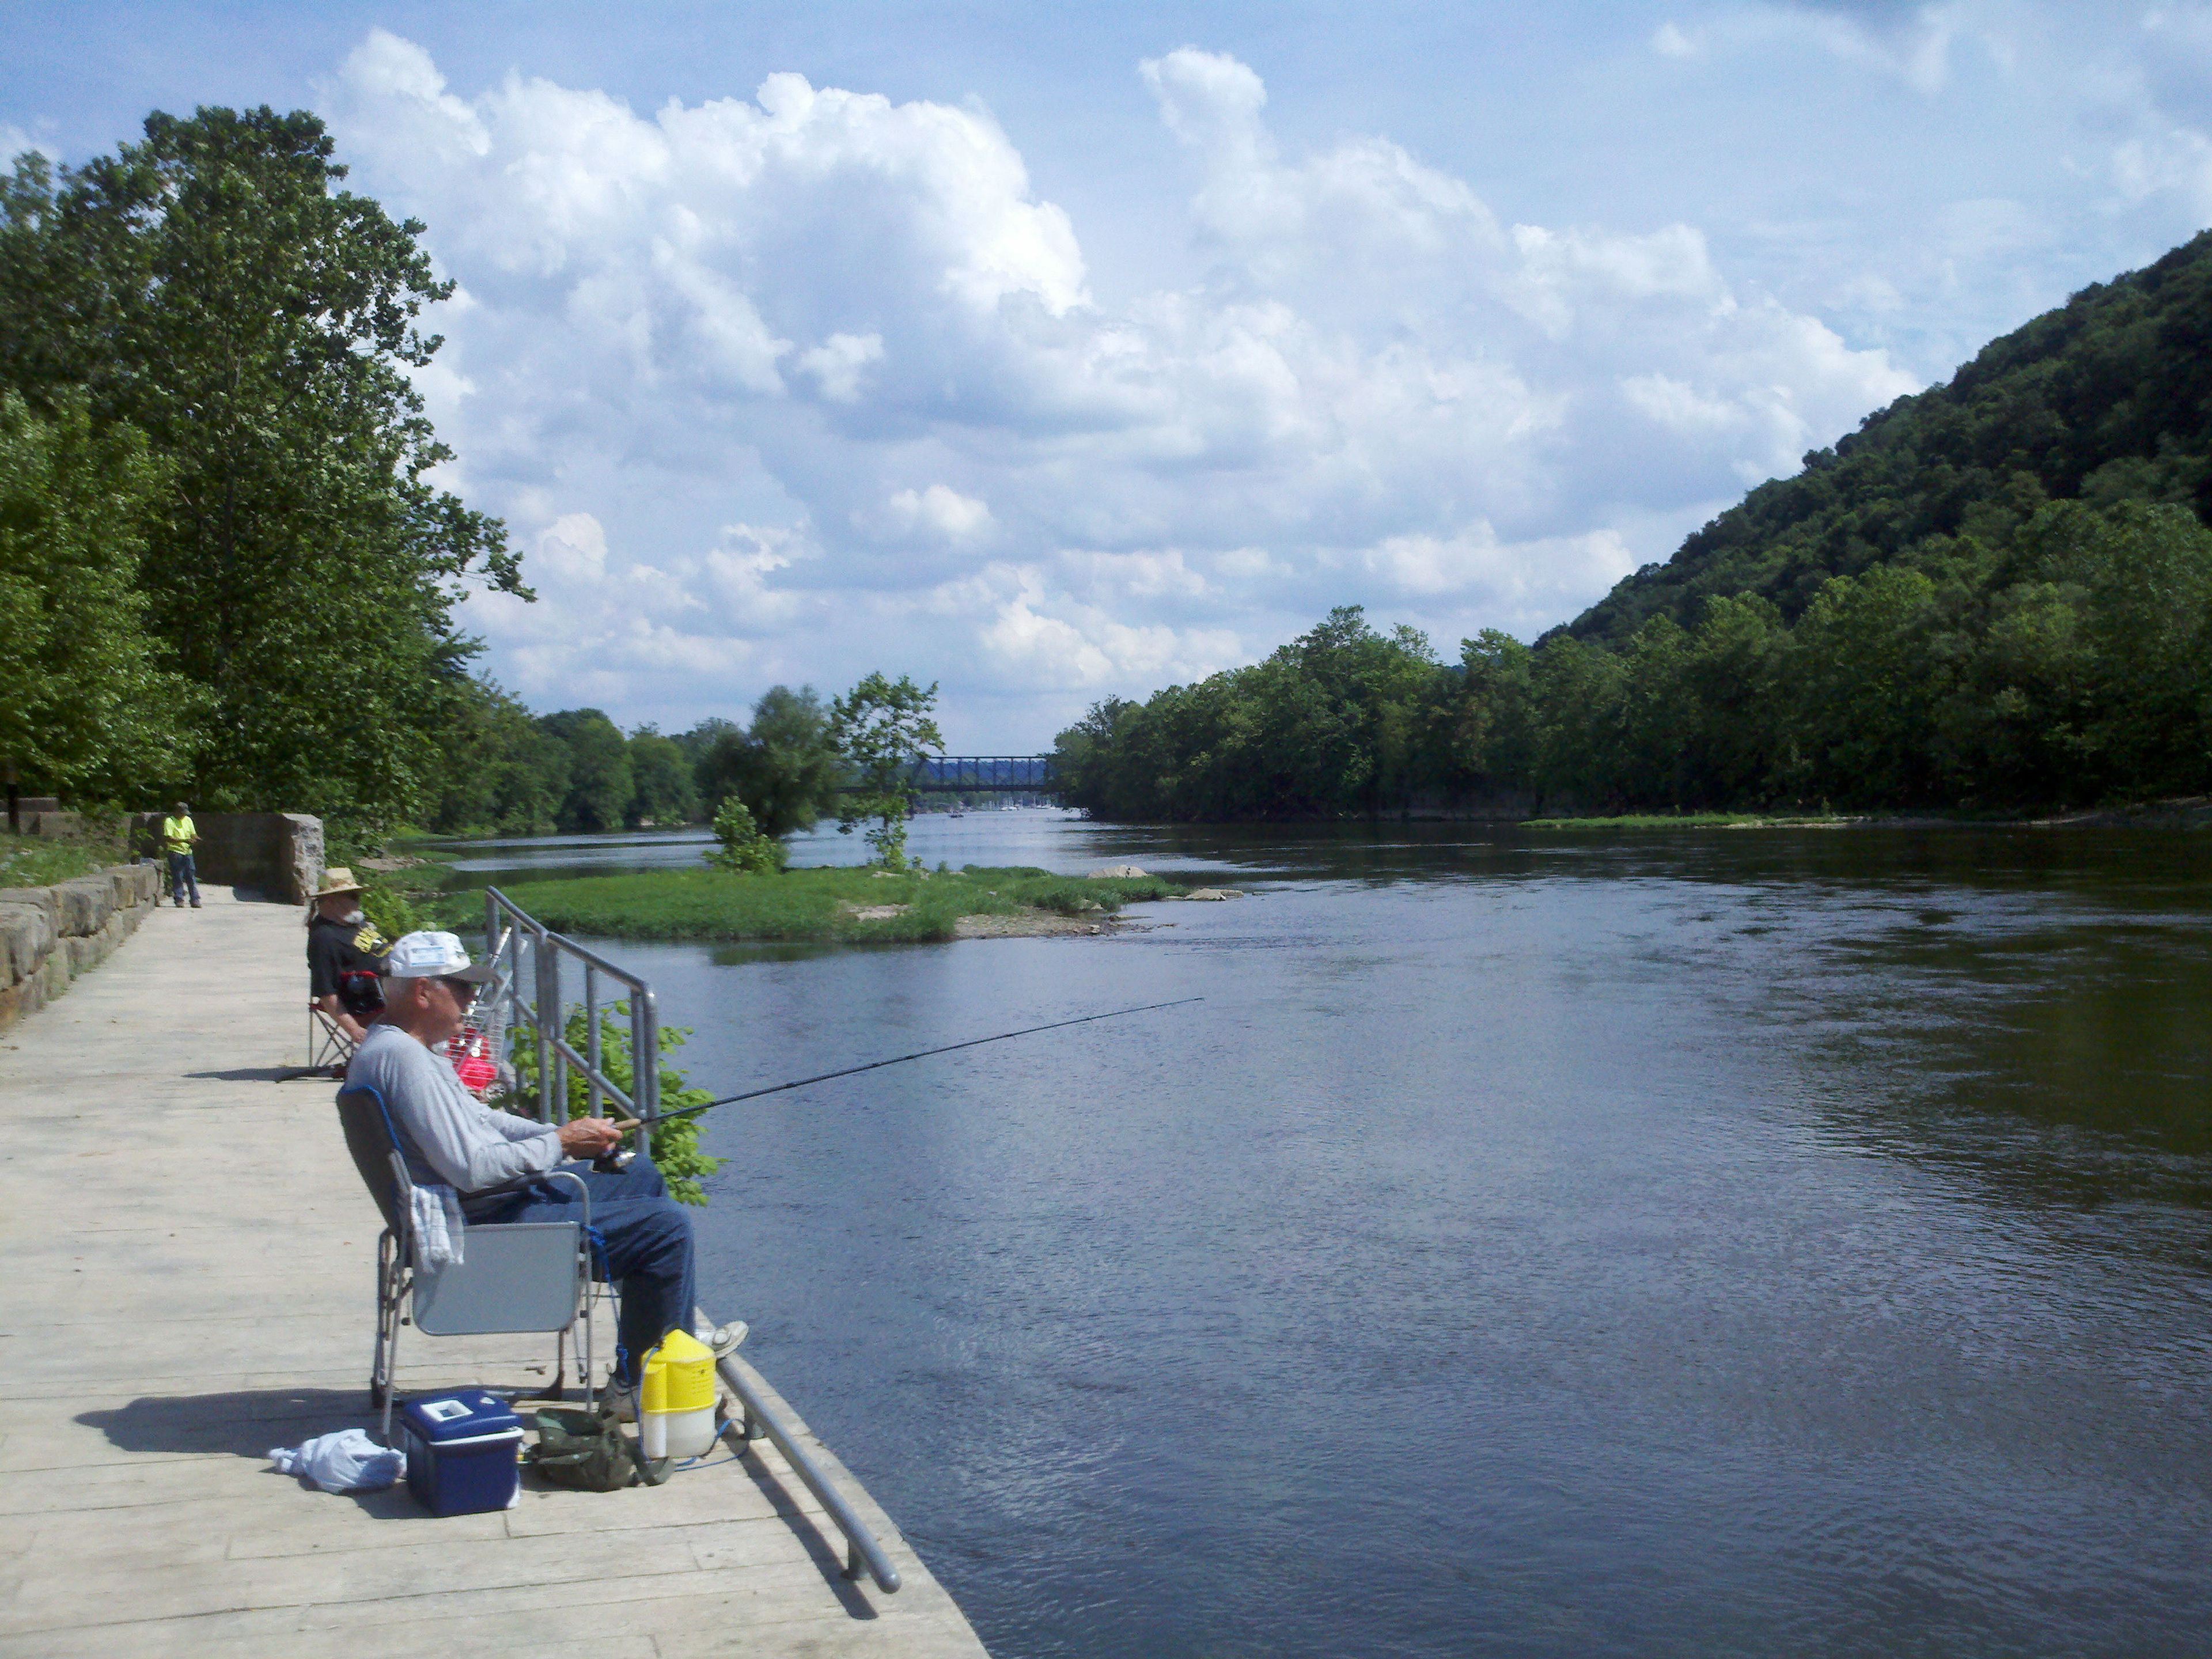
[{"xmin": 269, "ymin": 1428, "xmax": 404, "ymax": 1493}]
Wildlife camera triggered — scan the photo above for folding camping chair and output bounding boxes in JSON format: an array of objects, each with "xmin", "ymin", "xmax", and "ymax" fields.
[
  {"xmin": 335, "ymin": 1084, "xmax": 603, "ymax": 1442},
  {"xmin": 308, "ymin": 1002, "xmax": 355, "ymax": 1077}
]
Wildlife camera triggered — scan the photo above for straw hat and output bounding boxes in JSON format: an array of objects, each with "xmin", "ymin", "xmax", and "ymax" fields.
[{"xmin": 313, "ymin": 867, "xmax": 365, "ymax": 898}]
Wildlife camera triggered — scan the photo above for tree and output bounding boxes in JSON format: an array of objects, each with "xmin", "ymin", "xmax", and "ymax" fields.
[
  {"xmin": 422, "ymin": 677, "xmax": 570, "ymax": 834},
  {"xmin": 0, "ymin": 392, "xmax": 187, "ymax": 804},
  {"xmin": 699, "ymin": 685, "xmax": 840, "ymax": 840},
  {"xmin": 537, "ymin": 709, "xmax": 633, "ymax": 832},
  {"xmin": 626, "ymin": 726, "xmax": 699, "ymax": 827},
  {"xmin": 829, "ymin": 673, "xmax": 943, "ymax": 868},
  {"xmin": 0, "ymin": 109, "xmax": 524, "ymax": 832}
]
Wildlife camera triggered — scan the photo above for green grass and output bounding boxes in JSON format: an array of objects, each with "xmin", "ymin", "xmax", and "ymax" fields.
[
  {"xmin": 503, "ymin": 864, "xmax": 1183, "ymax": 944},
  {"xmin": 0, "ymin": 831, "xmax": 124, "ymax": 889}
]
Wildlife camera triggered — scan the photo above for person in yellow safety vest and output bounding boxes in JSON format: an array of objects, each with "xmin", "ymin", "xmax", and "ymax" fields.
[{"xmin": 161, "ymin": 800, "xmax": 202, "ymax": 909}]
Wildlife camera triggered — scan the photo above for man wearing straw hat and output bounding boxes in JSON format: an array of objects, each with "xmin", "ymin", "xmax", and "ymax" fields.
[{"xmin": 308, "ymin": 868, "xmax": 390, "ymax": 1045}]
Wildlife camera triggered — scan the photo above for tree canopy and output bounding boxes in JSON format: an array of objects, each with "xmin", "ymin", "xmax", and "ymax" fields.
[
  {"xmin": 1054, "ymin": 232, "xmax": 2212, "ymax": 820},
  {"xmin": 0, "ymin": 107, "xmax": 523, "ymax": 828}
]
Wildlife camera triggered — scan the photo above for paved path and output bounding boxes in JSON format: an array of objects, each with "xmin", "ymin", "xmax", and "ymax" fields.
[{"xmin": 0, "ymin": 889, "xmax": 990, "ymax": 1658}]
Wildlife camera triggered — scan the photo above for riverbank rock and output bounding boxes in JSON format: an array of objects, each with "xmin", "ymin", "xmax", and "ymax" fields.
[
  {"xmin": 836, "ymin": 902, "xmax": 911, "ymax": 922},
  {"xmin": 1085, "ymin": 864, "xmax": 1150, "ymax": 878},
  {"xmin": 1182, "ymin": 888, "xmax": 1245, "ymax": 902},
  {"xmin": 953, "ymin": 910, "xmax": 1107, "ymax": 938}
]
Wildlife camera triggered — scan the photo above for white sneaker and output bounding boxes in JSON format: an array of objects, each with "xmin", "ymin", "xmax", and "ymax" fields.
[{"xmin": 698, "ymin": 1320, "xmax": 748, "ymax": 1358}]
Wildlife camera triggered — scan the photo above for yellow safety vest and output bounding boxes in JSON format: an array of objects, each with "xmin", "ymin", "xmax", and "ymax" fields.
[{"xmin": 162, "ymin": 815, "xmax": 195, "ymax": 855}]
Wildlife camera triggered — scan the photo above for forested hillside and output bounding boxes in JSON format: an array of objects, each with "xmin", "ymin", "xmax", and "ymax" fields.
[
  {"xmin": 1572, "ymin": 229, "xmax": 2212, "ymax": 642},
  {"xmin": 1054, "ymin": 235, "xmax": 2212, "ymax": 820}
]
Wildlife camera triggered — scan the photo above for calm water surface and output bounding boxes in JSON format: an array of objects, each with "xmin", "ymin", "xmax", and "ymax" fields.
[{"xmin": 441, "ymin": 820, "xmax": 2212, "ymax": 1657}]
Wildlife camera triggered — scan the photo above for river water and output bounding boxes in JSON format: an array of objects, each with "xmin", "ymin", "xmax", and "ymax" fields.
[{"xmin": 434, "ymin": 815, "xmax": 2212, "ymax": 1657}]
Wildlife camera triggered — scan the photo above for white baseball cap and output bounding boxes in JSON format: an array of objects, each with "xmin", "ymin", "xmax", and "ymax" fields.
[{"xmin": 384, "ymin": 930, "xmax": 494, "ymax": 982}]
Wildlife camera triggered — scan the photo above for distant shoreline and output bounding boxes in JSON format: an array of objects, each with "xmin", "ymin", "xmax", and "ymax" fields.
[{"xmin": 1522, "ymin": 799, "xmax": 2212, "ymax": 831}]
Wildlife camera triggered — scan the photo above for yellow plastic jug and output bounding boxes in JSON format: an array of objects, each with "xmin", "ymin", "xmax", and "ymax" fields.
[{"xmin": 639, "ymin": 1329, "xmax": 718, "ymax": 1460}]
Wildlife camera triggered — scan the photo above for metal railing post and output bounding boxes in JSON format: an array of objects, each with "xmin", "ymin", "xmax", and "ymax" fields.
[
  {"xmin": 634, "ymin": 987, "xmax": 658, "ymax": 1128},
  {"xmin": 585, "ymin": 963, "xmax": 602, "ymax": 1119},
  {"xmin": 538, "ymin": 922, "xmax": 562, "ymax": 1124}
]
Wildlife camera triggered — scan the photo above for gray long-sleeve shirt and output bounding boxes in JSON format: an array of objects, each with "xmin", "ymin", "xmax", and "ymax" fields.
[{"xmin": 349, "ymin": 1021, "xmax": 560, "ymax": 1196}]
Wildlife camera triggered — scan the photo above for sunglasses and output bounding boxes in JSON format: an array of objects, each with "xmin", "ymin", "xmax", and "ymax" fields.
[{"xmin": 438, "ymin": 976, "xmax": 480, "ymax": 1004}]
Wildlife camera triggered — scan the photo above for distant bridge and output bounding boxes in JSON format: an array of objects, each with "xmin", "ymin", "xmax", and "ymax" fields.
[{"xmin": 836, "ymin": 756, "xmax": 1055, "ymax": 794}]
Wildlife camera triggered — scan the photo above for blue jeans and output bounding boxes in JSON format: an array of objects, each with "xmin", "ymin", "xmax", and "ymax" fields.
[
  {"xmin": 165, "ymin": 852, "xmax": 200, "ymax": 905},
  {"xmin": 463, "ymin": 1156, "xmax": 696, "ymax": 1385}
]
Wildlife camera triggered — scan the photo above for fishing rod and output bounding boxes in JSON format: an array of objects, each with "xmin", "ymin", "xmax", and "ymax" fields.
[{"xmin": 622, "ymin": 996, "xmax": 1203, "ymax": 1131}]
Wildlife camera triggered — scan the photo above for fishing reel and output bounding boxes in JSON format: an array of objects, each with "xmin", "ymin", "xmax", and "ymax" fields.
[{"xmin": 592, "ymin": 1117, "xmax": 641, "ymax": 1175}]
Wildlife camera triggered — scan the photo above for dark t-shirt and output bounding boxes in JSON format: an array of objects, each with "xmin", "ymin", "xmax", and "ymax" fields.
[{"xmin": 308, "ymin": 915, "xmax": 391, "ymax": 1013}]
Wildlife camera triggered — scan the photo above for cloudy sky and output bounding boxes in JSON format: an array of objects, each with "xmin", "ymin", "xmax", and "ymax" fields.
[{"xmin": 7, "ymin": 3, "xmax": 2212, "ymax": 747}]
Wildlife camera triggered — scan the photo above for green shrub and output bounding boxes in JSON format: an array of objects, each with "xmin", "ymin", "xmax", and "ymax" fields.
[
  {"xmin": 503, "ymin": 1001, "xmax": 721, "ymax": 1205},
  {"xmin": 707, "ymin": 796, "xmax": 787, "ymax": 875}
]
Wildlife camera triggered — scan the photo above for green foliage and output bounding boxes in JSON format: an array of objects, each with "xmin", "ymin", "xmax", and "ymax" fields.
[
  {"xmin": 1057, "ymin": 232, "xmax": 2212, "ymax": 820},
  {"xmin": 357, "ymin": 872, "xmax": 434, "ymax": 941},
  {"xmin": 0, "ymin": 392, "xmax": 186, "ymax": 803},
  {"xmin": 537, "ymin": 709, "xmax": 634, "ymax": 832},
  {"xmin": 707, "ymin": 797, "xmax": 786, "ymax": 874},
  {"xmin": 0, "ymin": 111, "xmax": 525, "ymax": 834},
  {"xmin": 1572, "ymin": 229, "xmax": 2212, "ymax": 646},
  {"xmin": 422, "ymin": 678, "xmax": 569, "ymax": 836},
  {"xmin": 504, "ymin": 1002, "xmax": 721, "ymax": 1206},
  {"xmin": 0, "ymin": 830, "xmax": 123, "ymax": 888},
  {"xmin": 626, "ymin": 727, "xmax": 698, "ymax": 828},
  {"xmin": 507, "ymin": 864, "xmax": 1178, "ymax": 944},
  {"xmin": 1054, "ymin": 500, "xmax": 2212, "ymax": 821},
  {"xmin": 830, "ymin": 672, "xmax": 944, "ymax": 869},
  {"xmin": 698, "ymin": 685, "xmax": 840, "ymax": 840}
]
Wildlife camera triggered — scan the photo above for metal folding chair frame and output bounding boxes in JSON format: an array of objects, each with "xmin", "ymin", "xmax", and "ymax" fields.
[
  {"xmin": 335, "ymin": 1084, "xmax": 604, "ymax": 1442},
  {"xmin": 308, "ymin": 1003, "xmax": 356, "ymax": 1075}
]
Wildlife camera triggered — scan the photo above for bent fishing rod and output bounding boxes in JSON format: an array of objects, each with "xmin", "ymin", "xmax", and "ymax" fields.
[{"xmin": 618, "ymin": 996, "xmax": 1203, "ymax": 1132}]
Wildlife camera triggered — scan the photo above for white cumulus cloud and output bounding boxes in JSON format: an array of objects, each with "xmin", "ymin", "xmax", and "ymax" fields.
[{"xmin": 326, "ymin": 32, "xmax": 1919, "ymax": 746}]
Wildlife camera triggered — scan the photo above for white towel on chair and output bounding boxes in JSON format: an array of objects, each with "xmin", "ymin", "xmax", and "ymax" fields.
[{"xmin": 410, "ymin": 1183, "xmax": 465, "ymax": 1272}]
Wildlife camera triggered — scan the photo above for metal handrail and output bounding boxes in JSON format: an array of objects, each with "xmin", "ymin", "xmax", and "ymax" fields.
[
  {"xmin": 480, "ymin": 888, "xmax": 898, "ymax": 1593},
  {"xmin": 704, "ymin": 1312, "xmax": 903, "ymax": 1594},
  {"xmin": 483, "ymin": 886, "xmax": 659, "ymax": 1125}
]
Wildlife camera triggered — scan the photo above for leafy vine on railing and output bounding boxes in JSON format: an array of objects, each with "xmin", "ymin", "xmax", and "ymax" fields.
[{"xmin": 502, "ymin": 1002, "xmax": 721, "ymax": 1205}]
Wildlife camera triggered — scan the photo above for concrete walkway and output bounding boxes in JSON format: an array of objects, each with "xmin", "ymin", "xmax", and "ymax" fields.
[{"xmin": 0, "ymin": 889, "xmax": 990, "ymax": 1658}]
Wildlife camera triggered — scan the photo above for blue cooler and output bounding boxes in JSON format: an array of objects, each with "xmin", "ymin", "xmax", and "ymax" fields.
[{"xmin": 399, "ymin": 1391, "xmax": 522, "ymax": 1516}]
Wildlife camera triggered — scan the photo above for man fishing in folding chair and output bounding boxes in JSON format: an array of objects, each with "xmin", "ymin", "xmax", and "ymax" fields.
[
  {"xmin": 347, "ymin": 930, "xmax": 745, "ymax": 1407},
  {"xmin": 306, "ymin": 868, "xmax": 389, "ymax": 1078}
]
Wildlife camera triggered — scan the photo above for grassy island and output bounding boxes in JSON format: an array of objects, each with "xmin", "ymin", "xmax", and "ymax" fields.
[{"xmin": 499, "ymin": 865, "xmax": 1183, "ymax": 944}]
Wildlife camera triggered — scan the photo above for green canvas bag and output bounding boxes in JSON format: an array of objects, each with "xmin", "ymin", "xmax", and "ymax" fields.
[{"xmin": 527, "ymin": 1404, "xmax": 635, "ymax": 1491}]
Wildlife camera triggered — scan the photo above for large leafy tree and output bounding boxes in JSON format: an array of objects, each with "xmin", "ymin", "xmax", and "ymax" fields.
[
  {"xmin": 0, "ymin": 109, "xmax": 525, "ymax": 829},
  {"xmin": 537, "ymin": 709, "xmax": 634, "ymax": 832},
  {"xmin": 699, "ymin": 685, "xmax": 842, "ymax": 840},
  {"xmin": 0, "ymin": 392, "xmax": 186, "ymax": 803},
  {"xmin": 830, "ymin": 673, "xmax": 943, "ymax": 868},
  {"xmin": 626, "ymin": 726, "xmax": 700, "ymax": 827}
]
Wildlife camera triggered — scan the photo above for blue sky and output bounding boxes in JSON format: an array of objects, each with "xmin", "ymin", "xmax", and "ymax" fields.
[{"xmin": 8, "ymin": 3, "xmax": 2212, "ymax": 745}]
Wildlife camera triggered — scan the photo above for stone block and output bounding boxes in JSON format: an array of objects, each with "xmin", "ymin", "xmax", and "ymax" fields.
[
  {"xmin": 29, "ymin": 810, "xmax": 82, "ymax": 839},
  {"xmin": 0, "ymin": 902, "xmax": 54, "ymax": 986},
  {"xmin": 279, "ymin": 813, "xmax": 324, "ymax": 906},
  {"xmin": 0, "ymin": 886, "xmax": 58, "ymax": 928},
  {"xmin": 37, "ymin": 943, "xmax": 70, "ymax": 999},
  {"xmin": 66, "ymin": 933, "xmax": 99, "ymax": 974},
  {"xmin": 54, "ymin": 878, "xmax": 109, "ymax": 938},
  {"xmin": 0, "ymin": 975, "xmax": 43, "ymax": 1030}
]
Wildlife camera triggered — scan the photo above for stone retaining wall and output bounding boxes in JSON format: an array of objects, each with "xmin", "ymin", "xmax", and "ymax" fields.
[
  {"xmin": 128, "ymin": 812, "xmax": 324, "ymax": 906},
  {"xmin": 0, "ymin": 863, "xmax": 163, "ymax": 1031}
]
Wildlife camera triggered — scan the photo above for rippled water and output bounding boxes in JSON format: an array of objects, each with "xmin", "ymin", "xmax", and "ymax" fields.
[{"xmin": 438, "ymin": 821, "xmax": 2212, "ymax": 1657}]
